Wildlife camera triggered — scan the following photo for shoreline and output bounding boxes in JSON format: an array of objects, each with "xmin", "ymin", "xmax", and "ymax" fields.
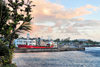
[{"xmin": 14, "ymin": 48, "xmax": 85, "ymax": 53}]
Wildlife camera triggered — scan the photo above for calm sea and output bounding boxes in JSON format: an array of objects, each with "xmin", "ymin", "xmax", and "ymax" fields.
[{"xmin": 13, "ymin": 47, "xmax": 100, "ymax": 67}]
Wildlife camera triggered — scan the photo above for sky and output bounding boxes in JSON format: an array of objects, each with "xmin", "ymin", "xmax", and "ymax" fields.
[{"xmin": 19, "ymin": 0, "xmax": 100, "ymax": 41}]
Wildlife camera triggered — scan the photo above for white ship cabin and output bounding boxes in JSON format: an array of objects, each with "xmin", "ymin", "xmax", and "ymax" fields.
[
  {"xmin": 14, "ymin": 38, "xmax": 37, "ymax": 47},
  {"xmin": 14, "ymin": 33, "xmax": 37, "ymax": 47}
]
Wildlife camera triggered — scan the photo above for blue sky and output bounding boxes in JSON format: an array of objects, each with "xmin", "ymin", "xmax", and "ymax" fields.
[
  {"xmin": 49, "ymin": 0, "xmax": 100, "ymax": 8},
  {"xmin": 49, "ymin": 0, "xmax": 100, "ymax": 20}
]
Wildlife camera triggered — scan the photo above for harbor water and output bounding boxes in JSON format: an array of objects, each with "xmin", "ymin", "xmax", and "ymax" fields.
[{"xmin": 13, "ymin": 47, "xmax": 100, "ymax": 67}]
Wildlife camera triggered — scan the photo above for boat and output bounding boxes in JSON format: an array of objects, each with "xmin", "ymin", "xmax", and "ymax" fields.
[{"xmin": 18, "ymin": 44, "xmax": 54, "ymax": 48}]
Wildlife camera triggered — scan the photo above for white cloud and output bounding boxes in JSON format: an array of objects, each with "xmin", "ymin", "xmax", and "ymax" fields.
[
  {"xmin": 18, "ymin": 0, "xmax": 100, "ymax": 41},
  {"xmin": 34, "ymin": 21, "xmax": 55, "ymax": 27}
]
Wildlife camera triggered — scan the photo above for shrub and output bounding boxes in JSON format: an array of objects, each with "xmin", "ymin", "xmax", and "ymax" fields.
[
  {"xmin": 0, "ymin": 64, "xmax": 17, "ymax": 67},
  {"xmin": 0, "ymin": 40, "xmax": 14, "ymax": 65}
]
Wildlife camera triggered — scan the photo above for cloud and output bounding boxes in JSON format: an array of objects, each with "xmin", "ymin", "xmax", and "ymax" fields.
[
  {"xmin": 85, "ymin": 4, "xmax": 98, "ymax": 11},
  {"xmin": 34, "ymin": 21, "xmax": 55, "ymax": 27},
  {"xmin": 18, "ymin": 0, "xmax": 100, "ymax": 40},
  {"xmin": 31, "ymin": 0, "xmax": 98, "ymax": 21},
  {"xmin": 73, "ymin": 20, "xmax": 100, "ymax": 27}
]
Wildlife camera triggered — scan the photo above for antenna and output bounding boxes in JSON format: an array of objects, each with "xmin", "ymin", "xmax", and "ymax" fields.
[
  {"xmin": 27, "ymin": 33, "xmax": 30, "ymax": 39},
  {"xmin": 48, "ymin": 36, "xmax": 51, "ymax": 41}
]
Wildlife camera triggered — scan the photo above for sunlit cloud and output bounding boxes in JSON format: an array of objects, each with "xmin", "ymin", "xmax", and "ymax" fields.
[{"xmin": 13, "ymin": 0, "xmax": 100, "ymax": 41}]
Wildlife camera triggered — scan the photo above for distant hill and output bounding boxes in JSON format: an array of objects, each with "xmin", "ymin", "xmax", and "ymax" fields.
[{"xmin": 76, "ymin": 39, "xmax": 88, "ymax": 41}]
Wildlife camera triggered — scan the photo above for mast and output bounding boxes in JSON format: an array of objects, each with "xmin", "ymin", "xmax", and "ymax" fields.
[{"xmin": 27, "ymin": 33, "xmax": 30, "ymax": 45}]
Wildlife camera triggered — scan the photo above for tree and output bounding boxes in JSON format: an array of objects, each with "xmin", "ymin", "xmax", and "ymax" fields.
[
  {"xmin": 63, "ymin": 38, "xmax": 70, "ymax": 43},
  {"xmin": 0, "ymin": 0, "xmax": 35, "ymax": 64},
  {"xmin": 0, "ymin": 0, "xmax": 10, "ymax": 65},
  {"xmin": 5, "ymin": 0, "xmax": 35, "ymax": 48},
  {"xmin": 54, "ymin": 38, "xmax": 60, "ymax": 42},
  {"xmin": 0, "ymin": 0, "xmax": 10, "ymax": 36}
]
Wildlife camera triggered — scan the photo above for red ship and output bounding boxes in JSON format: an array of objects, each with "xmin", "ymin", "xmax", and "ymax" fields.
[
  {"xmin": 16, "ymin": 33, "xmax": 54, "ymax": 48},
  {"xmin": 18, "ymin": 44, "xmax": 54, "ymax": 48}
]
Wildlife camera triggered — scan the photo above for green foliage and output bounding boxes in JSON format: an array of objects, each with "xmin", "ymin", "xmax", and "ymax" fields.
[
  {"xmin": 18, "ymin": 23, "xmax": 31, "ymax": 31},
  {"xmin": 0, "ymin": 0, "xmax": 35, "ymax": 65},
  {"xmin": 0, "ymin": 48, "xmax": 14, "ymax": 65},
  {"xmin": 0, "ymin": 0, "xmax": 10, "ymax": 36},
  {"xmin": 0, "ymin": 40, "xmax": 9, "ymax": 56},
  {"xmin": 0, "ymin": 40, "xmax": 14, "ymax": 65},
  {"xmin": 6, "ymin": 0, "xmax": 34, "ymax": 46},
  {"xmin": 0, "ymin": 0, "xmax": 35, "ymax": 45},
  {"xmin": 54, "ymin": 38, "xmax": 60, "ymax": 42},
  {"xmin": 0, "ymin": 64, "xmax": 17, "ymax": 67}
]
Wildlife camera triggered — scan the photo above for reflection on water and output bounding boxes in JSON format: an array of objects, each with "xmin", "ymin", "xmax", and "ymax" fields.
[{"xmin": 13, "ymin": 47, "xmax": 100, "ymax": 67}]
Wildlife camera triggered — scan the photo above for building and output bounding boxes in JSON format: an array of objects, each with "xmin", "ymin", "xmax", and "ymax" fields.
[{"xmin": 14, "ymin": 34, "xmax": 37, "ymax": 47}]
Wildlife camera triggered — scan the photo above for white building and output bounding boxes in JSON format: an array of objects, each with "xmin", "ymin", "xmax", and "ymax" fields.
[{"xmin": 14, "ymin": 34, "xmax": 37, "ymax": 47}]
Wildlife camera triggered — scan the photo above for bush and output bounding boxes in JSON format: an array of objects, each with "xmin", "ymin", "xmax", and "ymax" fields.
[
  {"xmin": 0, "ymin": 40, "xmax": 14, "ymax": 65},
  {"xmin": 0, "ymin": 45, "xmax": 9, "ymax": 56},
  {"xmin": 0, "ymin": 64, "xmax": 17, "ymax": 67}
]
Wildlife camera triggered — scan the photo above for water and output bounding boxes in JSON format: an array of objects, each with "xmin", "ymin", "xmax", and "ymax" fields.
[
  {"xmin": 13, "ymin": 47, "xmax": 100, "ymax": 67},
  {"xmin": 85, "ymin": 47, "xmax": 100, "ymax": 51}
]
